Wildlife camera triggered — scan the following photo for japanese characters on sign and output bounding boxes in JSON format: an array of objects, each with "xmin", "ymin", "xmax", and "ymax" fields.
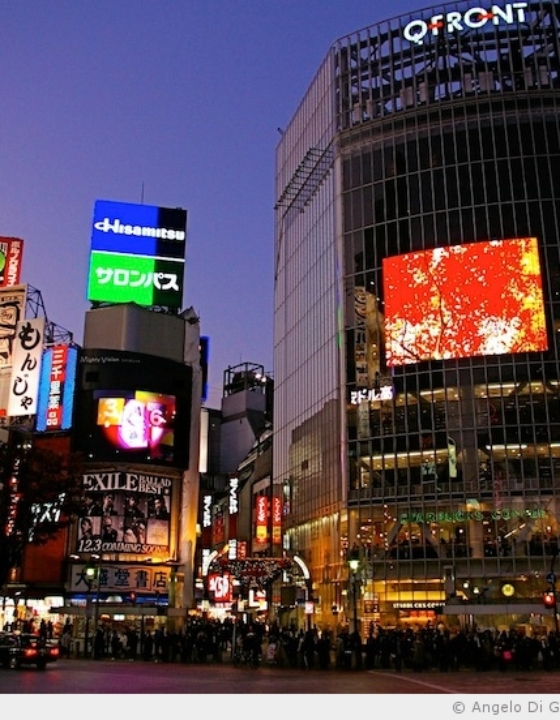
[
  {"xmin": 87, "ymin": 199, "xmax": 187, "ymax": 309},
  {"xmin": 36, "ymin": 345, "xmax": 78, "ymax": 432},
  {"xmin": 8, "ymin": 317, "xmax": 45, "ymax": 417},
  {"xmin": 0, "ymin": 285, "xmax": 27, "ymax": 368},
  {"xmin": 72, "ymin": 563, "xmax": 171, "ymax": 595},
  {"xmin": 0, "ymin": 237, "xmax": 24, "ymax": 288}
]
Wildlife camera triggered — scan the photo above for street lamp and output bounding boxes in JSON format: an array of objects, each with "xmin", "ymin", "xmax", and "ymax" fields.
[
  {"xmin": 83, "ymin": 554, "xmax": 103, "ymax": 657},
  {"xmin": 347, "ymin": 548, "xmax": 360, "ymax": 635},
  {"xmin": 83, "ymin": 563, "xmax": 97, "ymax": 658}
]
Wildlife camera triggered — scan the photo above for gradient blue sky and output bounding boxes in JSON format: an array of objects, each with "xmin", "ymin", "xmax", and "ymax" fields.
[{"xmin": 1, "ymin": 0, "xmax": 420, "ymax": 407}]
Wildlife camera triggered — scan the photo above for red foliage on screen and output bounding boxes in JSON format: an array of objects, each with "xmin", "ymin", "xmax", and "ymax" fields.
[{"xmin": 383, "ymin": 238, "xmax": 548, "ymax": 366}]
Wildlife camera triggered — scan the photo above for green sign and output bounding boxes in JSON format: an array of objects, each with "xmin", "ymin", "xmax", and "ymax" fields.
[
  {"xmin": 400, "ymin": 507, "xmax": 546, "ymax": 524},
  {"xmin": 87, "ymin": 251, "xmax": 184, "ymax": 308}
]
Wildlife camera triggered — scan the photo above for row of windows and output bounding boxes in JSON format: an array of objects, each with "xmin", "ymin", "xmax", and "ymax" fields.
[{"xmin": 343, "ymin": 115, "xmax": 560, "ymax": 185}]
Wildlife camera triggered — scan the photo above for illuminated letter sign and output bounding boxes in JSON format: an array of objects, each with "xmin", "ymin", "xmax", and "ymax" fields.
[
  {"xmin": 229, "ymin": 477, "xmax": 239, "ymax": 515},
  {"xmin": 203, "ymin": 494, "xmax": 212, "ymax": 528},
  {"xmin": 272, "ymin": 496, "xmax": 282, "ymax": 544},
  {"xmin": 209, "ymin": 572, "xmax": 232, "ymax": 603},
  {"xmin": 36, "ymin": 345, "xmax": 78, "ymax": 432},
  {"xmin": 403, "ymin": 2, "xmax": 527, "ymax": 45},
  {"xmin": 255, "ymin": 495, "xmax": 269, "ymax": 542}
]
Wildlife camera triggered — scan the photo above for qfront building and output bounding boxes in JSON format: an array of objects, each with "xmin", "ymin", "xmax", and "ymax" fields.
[{"xmin": 274, "ymin": 0, "xmax": 560, "ymax": 632}]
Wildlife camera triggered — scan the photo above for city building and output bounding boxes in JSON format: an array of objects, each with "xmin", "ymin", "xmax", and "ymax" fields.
[
  {"xmin": 274, "ymin": 0, "xmax": 560, "ymax": 633},
  {"xmin": 1, "ymin": 200, "xmax": 205, "ymax": 652}
]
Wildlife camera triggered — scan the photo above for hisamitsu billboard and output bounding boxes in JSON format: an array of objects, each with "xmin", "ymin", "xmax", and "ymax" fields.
[{"xmin": 87, "ymin": 200, "xmax": 187, "ymax": 309}]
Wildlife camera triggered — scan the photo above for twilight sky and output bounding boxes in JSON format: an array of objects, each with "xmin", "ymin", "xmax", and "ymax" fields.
[{"xmin": 0, "ymin": 0, "xmax": 419, "ymax": 408}]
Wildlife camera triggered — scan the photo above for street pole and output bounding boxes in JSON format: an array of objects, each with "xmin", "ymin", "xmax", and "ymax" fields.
[
  {"xmin": 84, "ymin": 588, "xmax": 91, "ymax": 658},
  {"xmin": 352, "ymin": 571, "xmax": 358, "ymax": 635},
  {"xmin": 550, "ymin": 549, "xmax": 559, "ymax": 636},
  {"xmin": 348, "ymin": 553, "xmax": 360, "ymax": 635}
]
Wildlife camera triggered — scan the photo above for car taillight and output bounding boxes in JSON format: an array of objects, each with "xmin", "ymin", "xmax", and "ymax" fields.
[
  {"xmin": 24, "ymin": 648, "xmax": 38, "ymax": 658},
  {"xmin": 49, "ymin": 647, "xmax": 59, "ymax": 657}
]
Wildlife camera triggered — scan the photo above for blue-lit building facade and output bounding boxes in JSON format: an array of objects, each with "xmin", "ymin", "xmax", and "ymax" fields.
[{"xmin": 274, "ymin": 1, "xmax": 560, "ymax": 631}]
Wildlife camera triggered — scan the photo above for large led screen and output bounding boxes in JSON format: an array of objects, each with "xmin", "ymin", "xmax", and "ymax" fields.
[
  {"xmin": 96, "ymin": 390, "xmax": 176, "ymax": 461},
  {"xmin": 87, "ymin": 199, "xmax": 187, "ymax": 309},
  {"xmin": 73, "ymin": 349, "xmax": 192, "ymax": 467},
  {"xmin": 383, "ymin": 238, "xmax": 548, "ymax": 366}
]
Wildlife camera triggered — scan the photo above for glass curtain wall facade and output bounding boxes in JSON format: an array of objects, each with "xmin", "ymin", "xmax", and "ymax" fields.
[{"xmin": 274, "ymin": 0, "xmax": 560, "ymax": 631}]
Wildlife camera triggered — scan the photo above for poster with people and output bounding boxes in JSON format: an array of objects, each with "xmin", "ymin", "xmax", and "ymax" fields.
[{"xmin": 76, "ymin": 470, "xmax": 173, "ymax": 555}]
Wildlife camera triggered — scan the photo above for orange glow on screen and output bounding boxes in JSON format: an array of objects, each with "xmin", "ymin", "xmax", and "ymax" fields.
[{"xmin": 383, "ymin": 238, "xmax": 548, "ymax": 366}]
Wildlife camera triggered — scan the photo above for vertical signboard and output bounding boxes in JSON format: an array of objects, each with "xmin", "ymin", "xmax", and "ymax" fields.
[
  {"xmin": 0, "ymin": 285, "xmax": 27, "ymax": 368},
  {"xmin": 8, "ymin": 317, "xmax": 45, "ymax": 417},
  {"xmin": 255, "ymin": 495, "xmax": 269, "ymax": 544},
  {"xmin": 272, "ymin": 495, "xmax": 282, "ymax": 545},
  {"xmin": 0, "ymin": 238, "xmax": 24, "ymax": 288},
  {"xmin": 36, "ymin": 345, "xmax": 78, "ymax": 431}
]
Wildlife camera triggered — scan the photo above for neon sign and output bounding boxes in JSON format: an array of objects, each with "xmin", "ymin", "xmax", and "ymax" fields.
[{"xmin": 403, "ymin": 2, "xmax": 528, "ymax": 45}]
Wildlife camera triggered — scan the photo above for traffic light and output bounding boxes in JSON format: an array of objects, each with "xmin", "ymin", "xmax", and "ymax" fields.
[{"xmin": 543, "ymin": 589, "xmax": 556, "ymax": 609}]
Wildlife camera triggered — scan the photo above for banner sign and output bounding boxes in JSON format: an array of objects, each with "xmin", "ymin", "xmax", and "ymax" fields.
[{"xmin": 8, "ymin": 317, "xmax": 45, "ymax": 417}]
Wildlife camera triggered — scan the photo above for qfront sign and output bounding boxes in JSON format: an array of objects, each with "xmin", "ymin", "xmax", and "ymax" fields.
[
  {"xmin": 403, "ymin": 2, "xmax": 528, "ymax": 45},
  {"xmin": 87, "ymin": 199, "xmax": 187, "ymax": 309}
]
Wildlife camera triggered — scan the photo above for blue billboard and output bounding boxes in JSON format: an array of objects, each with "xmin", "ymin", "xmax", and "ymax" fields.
[{"xmin": 87, "ymin": 200, "xmax": 187, "ymax": 309}]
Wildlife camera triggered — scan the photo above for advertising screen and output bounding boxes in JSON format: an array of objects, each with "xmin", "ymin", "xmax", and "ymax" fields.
[
  {"xmin": 76, "ymin": 469, "xmax": 173, "ymax": 556},
  {"xmin": 87, "ymin": 199, "xmax": 187, "ymax": 309},
  {"xmin": 383, "ymin": 237, "xmax": 548, "ymax": 366},
  {"xmin": 95, "ymin": 390, "xmax": 176, "ymax": 461},
  {"xmin": 73, "ymin": 349, "xmax": 191, "ymax": 467}
]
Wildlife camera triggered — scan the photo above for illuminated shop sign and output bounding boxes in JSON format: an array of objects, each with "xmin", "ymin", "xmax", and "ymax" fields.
[
  {"xmin": 208, "ymin": 572, "xmax": 232, "ymax": 603},
  {"xmin": 202, "ymin": 494, "xmax": 212, "ymax": 528},
  {"xmin": 229, "ymin": 476, "xmax": 239, "ymax": 515},
  {"xmin": 393, "ymin": 601, "xmax": 443, "ymax": 610},
  {"xmin": 87, "ymin": 199, "xmax": 187, "ymax": 308},
  {"xmin": 71, "ymin": 564, "xmax": 171, "ymax": 594},
  {"xmin": 400, "ymin": 506, "xmax": 547, "ymax": 524},
  {"xmin": 0, "ymin": 237, "xmax": 24, "ymax": 288},
  {"xmin": 350, "ymin": 386, "xmax": 394, "ymax": 404},
  {"xmin": 255, "ymin": 495, "xmax": 269, "ymax": 543},
  {"xmin": 8, "ymin": 317, "xmax": 45, "ymax": 417},
  {"xmin": 403, "ymin": 2, "xmax": 528, "ymax": 45},
  {"xmin": 383, "ymin": 238, "xmax": 548, "ymax": 367},
  {"xmin": 36, "ymin": 345, "xmax": 78, "ymax": 432},
  {"xmin": 272, "ymin": 496, "xmax": 282, "ymax": 545}
]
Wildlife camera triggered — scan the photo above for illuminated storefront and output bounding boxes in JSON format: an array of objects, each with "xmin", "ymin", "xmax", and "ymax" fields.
[{"xmin": 274, "ymin": 1, "xmax": 560, "ymax": 632}]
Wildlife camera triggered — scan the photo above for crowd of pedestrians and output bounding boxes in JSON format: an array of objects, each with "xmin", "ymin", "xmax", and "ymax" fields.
[{"xmin": 58, "ymin": 616, "xmax": 560, "ymax": 673}]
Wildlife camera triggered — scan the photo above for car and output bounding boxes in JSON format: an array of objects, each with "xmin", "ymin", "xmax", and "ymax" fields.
[{"xmin": 0, "ymin": 632, "xmax": 60, "ymax": 670}]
